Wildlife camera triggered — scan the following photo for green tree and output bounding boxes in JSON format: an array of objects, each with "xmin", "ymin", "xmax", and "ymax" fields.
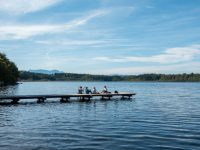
[{"xmin": 0, "ymin": 53, "xmax": 19, "ymax": 86}]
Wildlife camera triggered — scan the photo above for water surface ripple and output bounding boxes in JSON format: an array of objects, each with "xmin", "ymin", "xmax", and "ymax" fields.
[{"xmin": 0, "ymin": 82, "xmax": 200, "ymax": 150}]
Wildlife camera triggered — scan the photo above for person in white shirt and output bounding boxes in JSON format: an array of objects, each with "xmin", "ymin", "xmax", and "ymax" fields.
[
  {"xmin": 92, "ymin": 87, "xmax": 99, "ymax": 94},
  {"xmin": 102, "ymin": 85, "xmax": 111, "ymax": 93}
]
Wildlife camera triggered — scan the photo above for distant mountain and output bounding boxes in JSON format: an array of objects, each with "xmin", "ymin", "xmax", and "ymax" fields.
[{"xmin": 29, "ymin": 69, "xmax": 64, "ymax": 75}]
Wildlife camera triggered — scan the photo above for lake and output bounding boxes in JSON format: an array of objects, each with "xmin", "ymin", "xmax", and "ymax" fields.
[{"xmin": 0, "ymin": 82, "xmax": 200, "ymax": 150}]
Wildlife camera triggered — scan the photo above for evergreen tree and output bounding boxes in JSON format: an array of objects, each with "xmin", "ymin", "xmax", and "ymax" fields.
[{"xmin": 0, "ymin": 53, "xmax": 19, "ymax": 86}]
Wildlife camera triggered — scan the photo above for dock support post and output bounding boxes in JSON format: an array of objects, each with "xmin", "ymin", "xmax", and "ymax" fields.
[
  {"xmin": 60, "ymin": 97, "xmax": 70, "ymax": 103},
  {"xmin": 121, "ymin": 95, "xmax": 131, "ymax": 100},
  {"xmin": 11, "ymin": 98, "xmax": 19, "ymax": 104},
  {"xmin": 101, "ymin": 96, "xmax": 111, "ymax": 100},
  {"xmin": 79, "ymin": 96, "xmax": 91, "ymax": 102},
  {"xmin": 79, "ymin": 96, "xmax": 84, "ymax": 102},
  {"xmin": 37, "ymin": 97, "xmax": 46, "ymax": 103},
  {"xmin": 87, "ymin": 96, "xmax": 91, "ymax": 101}
]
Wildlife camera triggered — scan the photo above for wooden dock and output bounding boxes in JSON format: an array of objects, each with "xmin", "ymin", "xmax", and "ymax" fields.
[{"xmin": 0, "ymin": 93, "xmax": 136, "ymax": 104}]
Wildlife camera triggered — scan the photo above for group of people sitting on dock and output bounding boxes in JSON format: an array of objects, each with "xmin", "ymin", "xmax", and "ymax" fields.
[{"xmin": 78, "ymin": 86, "xmax": 111, "ymax": 94}]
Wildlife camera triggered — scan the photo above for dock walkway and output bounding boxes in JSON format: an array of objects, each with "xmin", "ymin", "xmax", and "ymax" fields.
[{"xmin": 0, "ymin": 93, "xmax": 136, "ymax": 104}]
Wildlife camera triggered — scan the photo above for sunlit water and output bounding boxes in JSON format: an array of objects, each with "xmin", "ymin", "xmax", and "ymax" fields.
[{"xmin": 0, "ymin": 82, "xmax": 200, "ymax": 150}]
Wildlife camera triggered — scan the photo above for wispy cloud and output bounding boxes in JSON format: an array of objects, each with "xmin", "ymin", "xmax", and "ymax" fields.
[
  {"xmin": 36, "ymin": 39, "xmax": 107, "ymax": 46},
  {"xmin": 0, "ymin": 0, "xmax": 62, "ymax": 14},
  {"xmin": 0, "ymin": 10, "xmax": 106, "ymax": 40},
  {"xmin": 93, "ymin": 62, "xmax": 200, "ymax": 75},
  {"xmin": 94, "ymin": 45, "xmax": 200, "ymax": 64}
]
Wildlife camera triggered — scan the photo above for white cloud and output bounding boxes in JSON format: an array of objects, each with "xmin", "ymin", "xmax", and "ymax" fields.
[
  {"xmin": 0, "ymin": 10, "xmax": 106, "ymax": 40},
  {"xmin": 0, "ymin": 25, "xmax": 58, "ymax": 40},
  {"xmin": 94, "ymin": 45, "xmax": 200, "ymax": 64},
  {"xmin": 41, "ymin": 53, "xmax": 77, "ymax": 69},
  {"xmin": 93, "ymin": 62, "xmax": 200, "ymax": 75},
  {"xmin": 0, "ymin": 0, "xmax": 62, "ymax": 14},
  {"xmin": 36, "ymin": 39, "xmax": 107, "ymax": 46}
]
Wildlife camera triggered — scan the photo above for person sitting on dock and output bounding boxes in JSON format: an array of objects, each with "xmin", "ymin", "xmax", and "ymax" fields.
[
  {"xmin": 78, "ymin": 86, "xmax": 84, "ymax": 94},
  {"xmin": 92, "ymin": 87, "xmax": 99, "ymax": 94},
  {"xmin": 102, "ymin": 85, "xmax": 111, "ymax": 93},
  {"xmin": 85, "ymin": 87, "xmax": 91, "ymax": 94}
]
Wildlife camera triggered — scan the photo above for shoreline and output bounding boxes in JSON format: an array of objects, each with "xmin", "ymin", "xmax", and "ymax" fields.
[{"xmin": 18, "ymin": 80, "xmax": 200, "ymax": 83}]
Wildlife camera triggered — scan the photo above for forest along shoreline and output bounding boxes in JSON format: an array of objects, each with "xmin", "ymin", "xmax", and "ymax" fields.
[
  {"xmin": 1, "ymin": 52, "xmax": 200, "ymax": 88},
  {"xmin": 19, "ymin": 71, "xmax": 200, "ymax": 82}
]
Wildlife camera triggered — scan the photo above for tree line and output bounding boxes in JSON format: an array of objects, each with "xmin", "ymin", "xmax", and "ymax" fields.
[
  {"xmin": 19, "ymin": 71, "xmax": 200, "ymax": 82},
  {"xmin": 0, "ymin": 53, "xmax": 19, "ymax": 86},
  {"xmin": 1, "ymin": 51, "xmax": 200, "ymax": 86}
]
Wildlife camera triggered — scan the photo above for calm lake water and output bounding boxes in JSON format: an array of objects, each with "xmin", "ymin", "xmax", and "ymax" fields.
[{"xmin": 0, "ymin": 82, "xmax": 200, "ymax": 150}]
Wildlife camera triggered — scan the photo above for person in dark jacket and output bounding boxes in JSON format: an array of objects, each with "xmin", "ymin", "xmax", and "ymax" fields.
[
  {"xmin": 85, "ymin": 87, "xmax": 91, "ymax": 94},
  {"xmin": 78, "ymin": 86, "xmax": 84, "ymax": 94}
]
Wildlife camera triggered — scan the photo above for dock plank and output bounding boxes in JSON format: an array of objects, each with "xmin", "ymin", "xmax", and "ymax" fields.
[{"xmin": 0, "ymin": 93, "xmax": 136, "ymax": 103}]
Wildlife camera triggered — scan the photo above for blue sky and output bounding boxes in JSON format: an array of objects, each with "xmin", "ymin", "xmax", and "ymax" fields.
[{"xmin": 0, "ymin": 0, "xmax": 200, "ymax": 74}]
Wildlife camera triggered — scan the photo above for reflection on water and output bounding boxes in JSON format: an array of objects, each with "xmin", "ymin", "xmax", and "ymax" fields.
[
  {"xmin": 0, "ymin": 82, "xmax": 200, "ymax": 150},
  {"xmin": 0, "ymin": 85, "xmax": 18, "ymax": 95}
]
